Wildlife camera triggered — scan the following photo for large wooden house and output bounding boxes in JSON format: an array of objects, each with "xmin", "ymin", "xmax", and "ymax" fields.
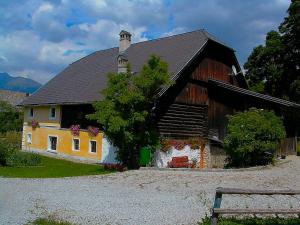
[{"xmin": 21, "ymin": 30, "xmax": 300, "ymax": 167}]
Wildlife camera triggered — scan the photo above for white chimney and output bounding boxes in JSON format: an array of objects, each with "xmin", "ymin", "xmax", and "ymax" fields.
[
  {"xmin": 118, "ymin": 30, "xmax": 131, "ymax": 73},
  {"xmin": 119, "ymin": 30, "xmax": 131, "ymax": 53}
]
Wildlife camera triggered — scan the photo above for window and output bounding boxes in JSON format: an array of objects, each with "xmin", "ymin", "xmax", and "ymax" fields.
[
  {"xmin": 89, "ymin": 140, "xmax": 97, "ymax": 153},
  {"xmin": 27, "ymin": 133, "xmax": 32, "ymax": 144},
  {"xmin": 29, "ymin": 108, "xmax": 34, "ymax": 118},
  {"xmin": 72, "ymin": 138, "xmax": 80, "ymax": 151},
  {"xmin": 49, "ymin": 107, "xmax": 56, "ymax": 119},
  {"xmin": 48, "ymin": 136, "xmax": 57, "ymax": 151}
]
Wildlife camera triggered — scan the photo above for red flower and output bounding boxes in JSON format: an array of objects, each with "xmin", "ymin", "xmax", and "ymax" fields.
[
  {"xmin": 70, "ymin": 125, "xmax": 80, "ymax": 136},
  {"xmin": 30, "ymin": 120, "xmax": 39, "ymax": 129},
  {"xmin": 88, "ymin": 126, "xmax": 99, "ymax": 136}
]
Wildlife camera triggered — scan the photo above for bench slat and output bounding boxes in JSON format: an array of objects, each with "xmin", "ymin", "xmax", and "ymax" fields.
[
  {"xmin": 216, "ymin": 188, "xmax": 300, "ymax": 195},
  {"xmin": 214, "ymin": 208, "xmax": 300, "ymax": 215}
]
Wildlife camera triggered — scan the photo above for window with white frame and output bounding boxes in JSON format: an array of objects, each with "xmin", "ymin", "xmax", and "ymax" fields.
[
  {"xmin": 29, "ymin": 108, "xmax": 34, "ymax": 118},
  {"xmin": 27, "ymin": 133, "xmax": 32, "ymax": 144},
  {"xmin": 48, "ymin": 136, "xmax": 57, "ymax": 151},
  {"xmin": 89, "ymin": 140, "xmax": 97, "ymax": 153},
  {"xmin": 72, "ymin": 138, "xmax": 80, "ymax": 151},
  {"xmin": 49, "ymin": 107, "xmax": 56, "ymax": 119}
]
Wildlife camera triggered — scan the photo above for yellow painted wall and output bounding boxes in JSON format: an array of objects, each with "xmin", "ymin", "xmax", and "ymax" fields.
[
  {"xmin": 24, "ymin": 106, "xmax": 61, "ymax": 127},
  {"xmin": 23, "ymin": 126, "xmax": 102, "ymax": 160}
]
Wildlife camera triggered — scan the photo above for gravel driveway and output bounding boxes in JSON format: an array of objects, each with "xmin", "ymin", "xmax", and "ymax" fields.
[{"xmin": 1, "ymin": 157, "xmax": 300, "ymax": 225}]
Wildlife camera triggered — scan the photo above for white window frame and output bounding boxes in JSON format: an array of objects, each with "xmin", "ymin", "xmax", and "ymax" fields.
[
  {"xmin": 29, "ymin": 108, "xmax": 34, "ymax": 118},
  {"xmin": 89, "ymin": 140, "xmax": 97, "ymax": 154},
  {"xmin": 48, "ymin": 135, "xmax": 58, "ymax": 152},
  {"xmin": 27, "ymin": 133, "xmax": 32, "ymax": 144},
  {"xmin": 49, "ymin": 107, "xmax": 56, "ymax": 120},
  {"xmin": 72, "ymin": 138, "xmax": 80, "ymax": 151}
]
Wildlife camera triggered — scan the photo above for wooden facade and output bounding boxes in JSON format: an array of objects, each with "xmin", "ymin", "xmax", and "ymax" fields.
[{"xmin": 156, "ymin": 41, "xmax": 299, "ymax": 155}]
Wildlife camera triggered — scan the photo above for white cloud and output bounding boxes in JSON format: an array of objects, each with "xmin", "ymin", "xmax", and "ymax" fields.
[{"xmin": 0, "ymin": 0, "xmax": 290, "ymax": 84}]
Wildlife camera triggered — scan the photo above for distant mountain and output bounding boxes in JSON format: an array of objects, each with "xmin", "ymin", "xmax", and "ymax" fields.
[{"xmin": 0, "ymin": 72, "xmax": 41, "ymax": 93}]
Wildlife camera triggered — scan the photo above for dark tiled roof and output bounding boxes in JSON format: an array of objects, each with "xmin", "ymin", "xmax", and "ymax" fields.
[
  {"xmin": 209, "ymin": 79, "xmax": 300, "ymax": 109},
  {"xmin": 21, "ymin": 29, "xmax": 231, "ymax": 106}
]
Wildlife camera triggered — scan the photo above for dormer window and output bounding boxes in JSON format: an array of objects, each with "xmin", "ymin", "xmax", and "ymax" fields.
[
  {"xmin": 29, "ymin": 108, "xmax": 34, "ymax": 118},
  {"xmin": 49, "ymin": 107, "xmax": 56, "ymax": 119}
]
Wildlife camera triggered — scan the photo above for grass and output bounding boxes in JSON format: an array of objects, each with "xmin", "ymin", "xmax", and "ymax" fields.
[
  {"xmin": 0, "ymin": 154, "xmax": 112, "ymax": 178},
  {"xmin": 28, "ymin": 217, "xmax": 74, "ymax": 225},
  {"xmin": 199, "ymin": 217, "xmax": 300, "ymax": 225}
]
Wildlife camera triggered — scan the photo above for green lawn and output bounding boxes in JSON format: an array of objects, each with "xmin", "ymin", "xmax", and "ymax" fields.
[
  {"xmin": 199, "ymin": 217, "xmax": 300, "ymax": 225},
  {"xmin": 0, "ymin": 154, "xmax": 112, "ymax": 178}
]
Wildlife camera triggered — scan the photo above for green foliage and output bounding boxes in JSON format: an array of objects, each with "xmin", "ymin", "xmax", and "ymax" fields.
[
  {"xmin": 29, "ymin": 217, "xmax": 73, "ymax": 225},
  {"xmin": 1, "ymin": 131, "xmax": 22, "ymax": 148},
  {"xmin": 6, "ymin": 151, "xmax": 41, "ymax": 167},
  {"xmin": 290, "ymin": 80, "xmax": 300, "ymax": 103},
  {"xmin": 0, "ymin": 136, "xmax": 41, "ymax": 167},
  {"xmin": 0, "ymin": 138, "xmax": 16, "ymax": 166},
  {"xmin": 198, "ymin": 216, "xmax": 300, "ymax": 225},
  {"xmin": 88, "ymin": 55, "xmax": 172, "ymax": 168},
  {"xmin": 0, "ymin": 101, "xmax": 23, "ymax": 133},
  {"xmin": 224, "ymin": 108, "xmax": 285, "ymax": 167},
  {"xmin": 244, "ymin": 31, "xmax": 284, "ymax": 97},
  {"xmin": 0, "ymin": 154, "xmax": 111, "ymax": 178},
  {"xmin": 244, "ymin": 0, "xmax": 300, "ymax": 103}
]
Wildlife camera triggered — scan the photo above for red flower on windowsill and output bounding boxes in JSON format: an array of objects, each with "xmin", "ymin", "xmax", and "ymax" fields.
[
  {"xmin": 70, "ymin": 125, "xmax": 80, "ymax": 136},
  {"xmin": 30, "ymin": 120, "xmax": 39, "ymax": 129},
  {"xmin": 88, "ymin": 126, "xmax": 99, "ymax": 136}
]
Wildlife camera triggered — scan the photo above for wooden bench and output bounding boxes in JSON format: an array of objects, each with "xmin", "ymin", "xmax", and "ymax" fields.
[
  {"xmin": 168, "ymin": 156, "xmax": 191, "ymax": 168},
  {"xmin": 211, "ymin": 187, "xmax": 300, "ymax": 225}
]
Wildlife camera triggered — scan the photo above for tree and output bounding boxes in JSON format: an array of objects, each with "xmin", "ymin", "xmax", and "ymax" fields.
[
  {"xmin": 0, "ymin": 101, "xmax": 23, "ymax": 134},
  {"xmin": 279, "ymin": 0, "xmax": 300, "ymax": 102},
  {"xmin": 244, "ymin": 0, "xmax": 300, "ymax": 102},
  {"xmin": 224, "ymin": 108, "xmax": 286, "ymax": 167},
  {"xmin": 244, "ymin": 31, "xmax": 284, "ymax": 97},
  {"xmin": 88, "ymin": 55, "xmax": 172, "ymax": 169}
]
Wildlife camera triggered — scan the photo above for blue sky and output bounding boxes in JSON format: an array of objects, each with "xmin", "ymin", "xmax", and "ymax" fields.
[{"xmin": 0, "ymin": 0, "xmax": 290, "ymax": 84}]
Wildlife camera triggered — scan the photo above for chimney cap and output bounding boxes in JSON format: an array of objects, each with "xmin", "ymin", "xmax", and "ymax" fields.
[{"xmin": 119, "ymin": 30, "xmax": 131, "ymax": 36}]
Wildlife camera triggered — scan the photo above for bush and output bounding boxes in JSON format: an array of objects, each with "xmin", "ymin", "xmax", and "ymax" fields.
[
  {"xmin": 6, "ymin": 151, "xmax": 41, "ymax": 167},
  {"xmin": 297, "ymin": 140, "xmax": 300, "ymax": 156},
  {"xmin": 0, "ymin": 138, "xmax": 16, "ymax": 166},
  {"xmin": 224, "ymin": 108, "xmax": 285, "ymax": 167},
  {"xmin": 0, "ymin": 101, "xmax": 23, "ymax": 133},
  {"xmin": 0, "ymin": 137, "xmax": 41, "ymax": 167},
  {"xmin": 103, "ymin": 163, "xmax": 127, "ymax": 172},
  {"xmin": 1, "ymin": 131, "xmax": 22, "ymax": 149}
]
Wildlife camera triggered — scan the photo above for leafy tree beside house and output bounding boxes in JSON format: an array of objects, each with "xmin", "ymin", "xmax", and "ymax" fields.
[
  {"xmin": 224, "ymin": 108, "xmax": 286, "ymax": 168},
  {"xmin": 0, "ymin": 101, "xmax": 23, "ymax": 134},
  {"xmin": 88, "ymin": 55, "xmax": 172, "ymax": 169},
  {"xmin": 244, "ymin": 0, "xmax": 300, "ymax": 102}
]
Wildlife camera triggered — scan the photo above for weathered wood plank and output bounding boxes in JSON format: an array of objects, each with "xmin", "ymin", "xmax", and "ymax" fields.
[
  {"xmin": 216, "ymin": 188, "xmax": 300, "ymax": 195},
  {"xmin": 214, "ymin": 208, "xmax": 300, "ymax": 215}
]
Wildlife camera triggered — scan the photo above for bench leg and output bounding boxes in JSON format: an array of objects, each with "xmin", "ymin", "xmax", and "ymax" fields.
[{"xmin": 210, "ymin": 213, "xmax": 218, "ymax": 225}]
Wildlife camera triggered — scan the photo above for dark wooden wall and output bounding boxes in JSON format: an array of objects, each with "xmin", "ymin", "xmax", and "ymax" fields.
[
  {"xmin": 157, "ymin": 103, "xmax": 208, "ymax": 138},
  {"xmin": 157, "ymin": 42, "xmax": 238, "ymax": 139}
]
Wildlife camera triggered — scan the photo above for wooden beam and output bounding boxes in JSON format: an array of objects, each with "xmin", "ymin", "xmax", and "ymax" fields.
[
  {"xmin": 213, "ymin": 208, "xmax": 300, "ymax": 215},
  {"xmin": 216, "ymin": 188, "xmax": 300, "ymax": 195}
]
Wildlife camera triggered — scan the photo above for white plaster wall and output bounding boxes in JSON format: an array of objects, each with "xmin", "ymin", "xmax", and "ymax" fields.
[
  {"xmin": 153, "ymin": 145, "xmax": 202, "ymax": 168},
  {"xmin": 100, "ymin": 136, "xmax": 119, "ymax": 164}
]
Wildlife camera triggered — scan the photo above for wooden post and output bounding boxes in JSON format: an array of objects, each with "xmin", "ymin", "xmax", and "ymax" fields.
[
  {"xmin": 199, "ymin": 142, "xmax": 205, "ymax": 169},
  {"xmin": 211, "ymin": 188, "xmax": 222, "ymax": 225}
]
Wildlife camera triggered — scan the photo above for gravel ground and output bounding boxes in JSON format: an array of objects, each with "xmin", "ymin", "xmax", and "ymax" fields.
[{"xmin": 1, "ymin": 156, "xmax": 300, "ymax": 225}]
